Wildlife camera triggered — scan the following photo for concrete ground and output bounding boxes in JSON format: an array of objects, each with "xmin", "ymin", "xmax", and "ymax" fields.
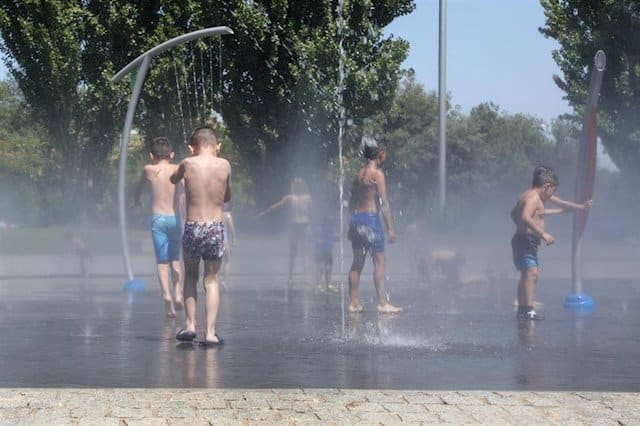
[{"xmin": 1, "ymin": 388, "xmax": 639, "ymax": 424}]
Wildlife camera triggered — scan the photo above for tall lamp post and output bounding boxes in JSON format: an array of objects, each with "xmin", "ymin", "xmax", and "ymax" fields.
[{"xmin": 438, "ymin": 0, "xmax": 447, "ymax": 217}]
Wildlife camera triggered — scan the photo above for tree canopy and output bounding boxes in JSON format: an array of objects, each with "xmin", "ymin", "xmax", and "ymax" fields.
[
  {"xmin": 539, "ymin": 0, "xmax": 640, "ymax": 178},
  {"xmin": 0, "ymin": 0, "xmax": 415, "ymax": 221}
]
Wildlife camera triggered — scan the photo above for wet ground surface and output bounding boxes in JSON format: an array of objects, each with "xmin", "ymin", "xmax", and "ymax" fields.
[{"xmin": 1, "ymin": 269, "xmax": 639, "ymax": 390}]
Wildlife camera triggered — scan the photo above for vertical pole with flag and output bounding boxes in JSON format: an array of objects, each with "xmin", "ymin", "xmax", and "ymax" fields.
[{"xmin": 565, "ymin": 50, "xmax": 606, "ymax": 310}]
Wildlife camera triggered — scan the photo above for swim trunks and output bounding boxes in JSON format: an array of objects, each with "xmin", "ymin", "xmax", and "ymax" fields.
[
  {"xmin": 151, "ymin": 215, "xmax": 181, "ymax": 263},
  {"xmin": 348, "ymin": 212, "xmax": 385, "ymax": 254},
  {"xmin": 290, "ymin": 222, "xmax": 309, "ymax": 244},
  {"xmin": 511, "ymin": 233, "xmax": 541, "ymax": 271},
  {"xmin": 314, "ymin": 224, "xmax": 334, "ymax": 263},
  {"xmin": 182, "ymin": 220, "xmax": 225, "ymax": 261}
]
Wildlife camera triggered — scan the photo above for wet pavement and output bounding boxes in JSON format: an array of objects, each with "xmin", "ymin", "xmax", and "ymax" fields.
[
  {"xmin": 2, "ymin": 238, "xmax": 640, "ymax": 423},
  {"xmin": 1, "ymin": 270, "xmax": 639, "ymax": 391}
]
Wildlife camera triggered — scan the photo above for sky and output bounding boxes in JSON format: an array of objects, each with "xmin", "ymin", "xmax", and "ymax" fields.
[{"xmin": 384, "ymin": 0, "xmax": 570, "ymax": 123}]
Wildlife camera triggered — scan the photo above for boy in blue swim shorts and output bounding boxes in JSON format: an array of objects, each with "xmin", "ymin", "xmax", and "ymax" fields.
[
  {"xmin": 511, "ymin": 166, "xmax": 592, "ymax": 321},
  {"xmin": 346, "ymin": 138, "xmax": 402, "ymax": 314},
  {"xmin": 133, "ymin": 136, "xmax": 184, "ymax": 318},
  {"xmin": 170, "ymin": 126, "xmax": 231, "ymax": 346}
]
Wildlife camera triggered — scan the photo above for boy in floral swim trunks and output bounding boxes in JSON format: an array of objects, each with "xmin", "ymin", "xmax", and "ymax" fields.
[
  {"xmin": 170, "ymin": 126, "xmax": 231, "ymax": 346},
  {"xmin": 133, "ymin": 136, "xmax": 184, "ymax": 318}
]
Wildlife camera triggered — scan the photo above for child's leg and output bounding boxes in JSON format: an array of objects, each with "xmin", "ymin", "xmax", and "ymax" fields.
[
  {"xmin": 348, "ymin": 249, "xmax": 366, "ymax": 312},
  {"xmin": 156, "ymin": 263, "xmax": 176, "ymax": 318},
  {"xmin": 182, "ymin": 259, "xmax": 199, "ymax": 332},
  {"xmin": 517, "ymin": 267, "xmax": 539, "ymax": 310},
  {"xmin": 202, "ymin": 259, "xmax": 223, "ymax": 342},
  {"xmin": 523, "ymin": 267, "xmax": 539, "ymax": 308},
  {"xmin": 288, "ymin": 236, "xmax": 298, "ymax": 283},
  {"xmin": 170, "ymin": 259, "xmax": 184, "ymax": 309},
  {"xmin": 372, "ymin": 252, "xmax": 402, "ymax": 313},
  {"xmin": 325, "ymin": 259, "xmax": 333, "ymax": 287}
]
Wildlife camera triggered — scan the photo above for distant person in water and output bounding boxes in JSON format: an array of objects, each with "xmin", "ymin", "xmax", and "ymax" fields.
[
  {"xmin": 64, "ymin": 230, "xmax": 92, "ymax": 278},
  {"xmin": 347, "ymin": 138, "xmax": 402, "ymax": 313},
  {"xmin": 510, "ymin": 166, "xmax": 592, "ymax": 321},
  {"xmin": 171, "ymin": 126, "xmax": 231, "ymax": 346},
  {"xmin": 420, "ymin": 248, "xmax": 494, "ymax": 297},
  {"xmin": 133, "ymin": 136, "xmax": 184, "ymax": 318},
  {"xmin": 220, "ymin": 202, "xmax": 236, "ymax": 292},
  {"xmin": 257, "ymin": 177, "xmax": 312, "ymax": 286},
  {"xmin": 424, "ymin": 249, "xmax": 464, "ymax": 284},
  {"xmin": 313, "ymin": 214, "xmax": 337, "ymax": 292}
]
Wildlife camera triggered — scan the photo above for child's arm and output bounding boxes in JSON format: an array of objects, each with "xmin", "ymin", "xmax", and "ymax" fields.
[
  {"xmin": 549, "ymin": 195, "xmax": 592, "ymax": 211},
  {"xmin": 257, "ymin": 195, "xmax": 288, "ymax": 217},
  {"xmin": 538, "ymin": 207, "xmax": 564, "ymax": 216},
  {"xmin": 170, "ymin": 162, "xmax": 185, "ymax": 184},
  {"xmin": 375, "ymin": 170, "xmax": 396, "ymax": 243},
  {"xmin": 510, "ymin": 203, "xmax": 518, "ymax": 224}
]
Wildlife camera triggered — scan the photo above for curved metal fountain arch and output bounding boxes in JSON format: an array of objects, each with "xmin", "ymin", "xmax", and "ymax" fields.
[{"xmin": 111, "ymin": 26, "xmax": 234, "ymax": 290}]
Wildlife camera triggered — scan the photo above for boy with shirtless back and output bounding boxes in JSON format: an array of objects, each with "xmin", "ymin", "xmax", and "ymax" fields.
[
  {"xmin": 170, "ymin": 126, "xmax": 231, "ymax": 346},
  {"xmin": 511, "ymin": 166, "xmax": 591, "ymax": 320},
  {"xmin": 347, "ymin": 139, "xmax": 402, "ymax": 313},
  {"xmin": 133, "ymin": 137, "xmax": 183, "ymax": 318}
]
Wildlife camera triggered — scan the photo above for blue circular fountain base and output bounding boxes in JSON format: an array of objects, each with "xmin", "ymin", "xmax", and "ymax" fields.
[
  {"xmin": 123, "ymin": 278, "xmax": 145, "ymax": 293},
  {"xmin": 564, "ymin": 293, "xmax": 594, "ymax": 311}
]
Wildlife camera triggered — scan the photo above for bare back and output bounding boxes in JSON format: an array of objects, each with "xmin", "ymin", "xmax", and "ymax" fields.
[
  {"xmin": 144, "ymin": 162, "xmax": 179, "ymax": 216},
  {"xmin": 350, "ymin": 166, "xmax": 384, "ymax": 213},
  {"xmin": 179, "ymin": 155, "xmax": 231, "ymax": 222}
]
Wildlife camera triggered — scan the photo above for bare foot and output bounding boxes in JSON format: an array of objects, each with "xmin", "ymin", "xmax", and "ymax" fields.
[
  {"xmin": 377, "ymin": 303, "xmax": 403, "ymax": 313},
  {"xmin": 165, "ymin": 301, "xmax": 176, "ymax": 318},
  {"xmin": 348, "ymin": 304, "xmax": 364, "ymax": 313}
]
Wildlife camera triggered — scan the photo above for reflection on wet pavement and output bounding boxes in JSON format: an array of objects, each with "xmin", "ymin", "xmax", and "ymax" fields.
[{"xmin": 0, "ymin": 275, "xmax": 639, "ymax": 390}]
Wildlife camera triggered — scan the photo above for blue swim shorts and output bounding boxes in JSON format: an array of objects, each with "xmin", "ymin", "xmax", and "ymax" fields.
[
  {"xmin": 151, "ymin": 215, "xmax": 182, "ymax": 263},
  {"xmin": 348, "ymin": 212, "xmax": 385, "ymax": 254},
  {"xmin": 511, "ymin": 233, "xmax": 540, "ymax": 271},
  {"xmin": 182, "ymin": 220, "xmax": 225, "ymax": 261}
]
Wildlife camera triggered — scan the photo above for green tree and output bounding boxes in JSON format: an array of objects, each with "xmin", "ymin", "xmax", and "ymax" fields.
[
  {"xmin": 539, "ymin": 0, "xmax": 640, "ymax": 178},
  {"xmin": 0, "ymin": 79, "xmax": 51, "ymax": 224},
  {"xmin": 0, "ymin": 0, "xmax": 415, "ymax": 221}
]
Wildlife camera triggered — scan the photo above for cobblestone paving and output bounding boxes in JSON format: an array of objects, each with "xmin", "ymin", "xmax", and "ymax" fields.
[{"xmin": 1, "ymin": 389, "xmax": 638, "ymax": 425}]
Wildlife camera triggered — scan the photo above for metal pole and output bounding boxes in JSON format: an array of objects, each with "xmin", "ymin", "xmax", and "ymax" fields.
[
  {"xmin": 112, "ymin": 27, "xmax": 233, "ymax": 83},
  {"xmin": 337, "ymin": 0, "xmax": 347, "ymax": 337},
  {"xmin": 337, "ymin": 0, "xmax": 346, "ymax": 276},
  {"xmin": 438, "ymin": 0, "xmax": 447, "ymax": 215},
  {"xmin": 118, "ymin": 55, "xmax": 151, "ymax": 281}
]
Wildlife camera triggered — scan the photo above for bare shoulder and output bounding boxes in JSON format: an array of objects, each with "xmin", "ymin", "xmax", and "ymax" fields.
[
  {"xmin": 217, "ymin": 157, "xmax": 231, "ymax": 169},
  {"xmin": 179, "ymin": 157, "xmax": 194, "ymax": 167}
]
